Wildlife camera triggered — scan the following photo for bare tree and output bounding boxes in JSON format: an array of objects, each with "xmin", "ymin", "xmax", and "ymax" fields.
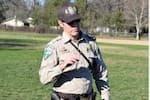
[{"xmin": 124, "ymin": 0, "xmax": 148, "ymax": 40}]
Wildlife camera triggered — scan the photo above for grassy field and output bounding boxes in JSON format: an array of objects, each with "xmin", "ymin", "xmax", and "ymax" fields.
[{"xmin": 0, "ymin": 31, "xmax": 148, "ymax": 100}]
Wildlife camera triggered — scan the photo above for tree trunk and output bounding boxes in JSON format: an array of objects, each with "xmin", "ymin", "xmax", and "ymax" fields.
[{"xmin": 136, "ymin": 25, "xmax": 140, "ymax": 40}]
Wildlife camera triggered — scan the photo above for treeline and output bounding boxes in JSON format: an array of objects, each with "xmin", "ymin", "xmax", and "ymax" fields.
[{"xmin": 0, "ymin": 0, "xmax": 148, "ymax": 40}]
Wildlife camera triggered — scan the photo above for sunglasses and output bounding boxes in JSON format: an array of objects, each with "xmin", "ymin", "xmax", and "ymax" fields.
[{"xmin": 67, "ymin": 20, "xmax": 80, "ymax": 27}]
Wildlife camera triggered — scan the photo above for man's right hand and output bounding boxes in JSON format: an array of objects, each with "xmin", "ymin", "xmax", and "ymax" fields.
[{"xmin": 59, "ymin": 53, "xmax": 79, "ymax": 70}]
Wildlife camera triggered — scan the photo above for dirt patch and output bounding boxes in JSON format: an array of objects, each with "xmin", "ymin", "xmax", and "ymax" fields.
[{"xmin": 97, "ymin": 38, "xmax": 148, "ymax": 46}]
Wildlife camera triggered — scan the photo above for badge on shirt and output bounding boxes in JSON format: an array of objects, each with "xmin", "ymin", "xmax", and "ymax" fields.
[
  {"xmin": 86, "ymin": 45, "xmax": 91, "ymax": 52},
  {"xmin": 86, "ymin": 46, "xmax": 90, "ymax": 52},
  {"xmin": 60, "ymin": 47, "xmax": 69, "ymax": 53},
  {"xmin": 43, "ymin": 46, "xmax": 53, "ymax": 60}
]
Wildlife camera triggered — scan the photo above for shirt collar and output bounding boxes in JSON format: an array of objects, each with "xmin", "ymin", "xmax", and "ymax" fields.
[
  {"xmin": 62, "ymin": 31, "xmax": 86, "ymax": 44},
  {"xmin": 62, "ymin": 32, "xmax": 71, "ymax": 43}
]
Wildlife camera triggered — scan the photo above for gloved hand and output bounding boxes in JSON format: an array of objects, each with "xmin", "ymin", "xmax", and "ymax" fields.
[{"xmin": 101, "ymin": 90, "xmax": 110, "ymax": 100}]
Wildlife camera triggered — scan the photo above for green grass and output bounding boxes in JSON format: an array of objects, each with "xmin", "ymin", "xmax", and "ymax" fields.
[
  {"xmin": 0, "ymin": 31, "xmax": 148, "ymax": 100},
  {"xmin": 100, "ymin": 43, "xmax": 148, "ymax": 100}
]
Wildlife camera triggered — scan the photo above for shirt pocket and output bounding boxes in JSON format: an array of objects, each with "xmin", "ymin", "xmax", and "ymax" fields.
[
  {"xmin": 87, "ymin": 50, "xmax": 96, "ymax": 66},
  {"xmin": 58, "ymin": 46, "xmax": 70, "ymax": 63}
]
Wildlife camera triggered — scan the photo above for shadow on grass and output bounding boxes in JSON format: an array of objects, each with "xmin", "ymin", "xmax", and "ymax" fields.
[{"xmin": 0, "ymin": 38, "xmax": 43, "ymax": 50}]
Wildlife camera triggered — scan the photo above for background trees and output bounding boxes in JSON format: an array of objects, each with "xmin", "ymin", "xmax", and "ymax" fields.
[
  {"xmin": 0, "ymin": 0, "xmax": 8, "ymax": 23},
  {"xmin": 4, "ymin": 0, "xmax": 29, "ymax": 20},
  {"xmin": 0, "ymin": 0, "xmax": 148, "ymax": 39},
  {"xmin": 86, "ymin": 0, "xmax": 125, "ymax": 34}
]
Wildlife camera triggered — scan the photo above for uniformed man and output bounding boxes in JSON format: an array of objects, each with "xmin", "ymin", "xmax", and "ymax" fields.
[{"xmin": 39, "ymin": 2, "xmax": 110, "ymax": 100}]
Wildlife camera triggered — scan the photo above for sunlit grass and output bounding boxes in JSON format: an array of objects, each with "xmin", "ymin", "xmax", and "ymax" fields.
[{"xmin": 0, "ymin": 31, "xmax": 148, "ymax": 100}]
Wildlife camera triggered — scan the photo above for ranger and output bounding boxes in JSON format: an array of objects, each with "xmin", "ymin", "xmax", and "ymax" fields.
[{"xmin": 39, "ymin": 2, "xmax": 110, "ymax": 100}]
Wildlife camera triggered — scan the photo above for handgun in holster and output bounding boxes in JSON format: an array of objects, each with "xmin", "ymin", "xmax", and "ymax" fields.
[{"xmin": 51, "ymin": 92, "xmax": 60, "ymax": 100}]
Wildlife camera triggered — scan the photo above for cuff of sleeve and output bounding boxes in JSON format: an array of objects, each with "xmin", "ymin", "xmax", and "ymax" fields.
[
  {"xmin": 101, "ymin": 90, "xmax": 110, "ymax": 100},
  {"xmin": 39, "ymin": 66, "xmax": 63, "ymax": 84}
]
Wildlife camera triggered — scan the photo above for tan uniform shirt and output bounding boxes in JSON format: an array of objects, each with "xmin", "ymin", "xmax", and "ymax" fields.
[{"xmin": 39, "ymin": 32, "xmax": 109, "ymax": 95}]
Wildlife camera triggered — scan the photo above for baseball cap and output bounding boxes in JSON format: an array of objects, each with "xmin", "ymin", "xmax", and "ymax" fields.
[{"xmin": 57, "ymin": 2, "xmax": 81, "ymax": 23}]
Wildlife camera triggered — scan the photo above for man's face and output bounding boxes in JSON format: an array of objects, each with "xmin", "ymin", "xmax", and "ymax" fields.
[{"xmin": 59, "ymin": 20, "xmax": 80, "ymax": 37}]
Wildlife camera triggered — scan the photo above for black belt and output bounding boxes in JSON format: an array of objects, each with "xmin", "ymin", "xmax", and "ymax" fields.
[
  {"xmin": 55, "ymin": 91, "xmax": 91, "ymax": 99},
  {"xmin": 51, "ymin": 90, "xmax": 96, "ymax": 100}
]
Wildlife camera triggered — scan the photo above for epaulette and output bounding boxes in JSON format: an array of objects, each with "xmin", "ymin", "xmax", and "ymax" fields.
[
  {"xmin": 87, "ymin": 33, "xmax": 96, "ymax": 41},
  {"xmin": 47, "ymin": 36, "xmax": 62, "ymax": 45}
]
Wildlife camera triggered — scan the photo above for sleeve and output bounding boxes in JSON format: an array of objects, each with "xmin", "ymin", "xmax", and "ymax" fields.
[
  {"xmin": 39, "ymin": 44, "xmax": 62, "ymax": 85},
  {"xmin": 90, "ymin": 42, "xmax": 110, "ymax": 100}
]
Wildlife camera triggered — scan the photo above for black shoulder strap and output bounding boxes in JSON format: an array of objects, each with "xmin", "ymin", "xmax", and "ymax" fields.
[
  {"xmin": 69, "ymin": 41, "xmax": 92, "ymax": 68},
  {"xmin": 87, "ymin": 34, "xmax": 96, "ymax": 41}
]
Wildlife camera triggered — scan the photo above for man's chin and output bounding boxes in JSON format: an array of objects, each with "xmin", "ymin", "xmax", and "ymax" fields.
[{"xmin": 72, "ymin": 31, "xmax": 79, "ymax": 36}]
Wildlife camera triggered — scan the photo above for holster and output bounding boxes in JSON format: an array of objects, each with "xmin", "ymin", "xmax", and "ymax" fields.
[
  {"xmin": 91, "ymin": 91, "xmax": 96, "ymax": 100},
  {"xmin": 51, "ymin": 92, "xmax": 60, "ymax": 100}
]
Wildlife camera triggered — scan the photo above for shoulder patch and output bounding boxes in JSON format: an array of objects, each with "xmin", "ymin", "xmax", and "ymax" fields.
[
  {"xmin": 43, "ymin": 36, "xmax": 62, "ymax": 60},
  {"xmin": 43, "ymin": 45, "xmax": 53, "ymax": 60}
]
